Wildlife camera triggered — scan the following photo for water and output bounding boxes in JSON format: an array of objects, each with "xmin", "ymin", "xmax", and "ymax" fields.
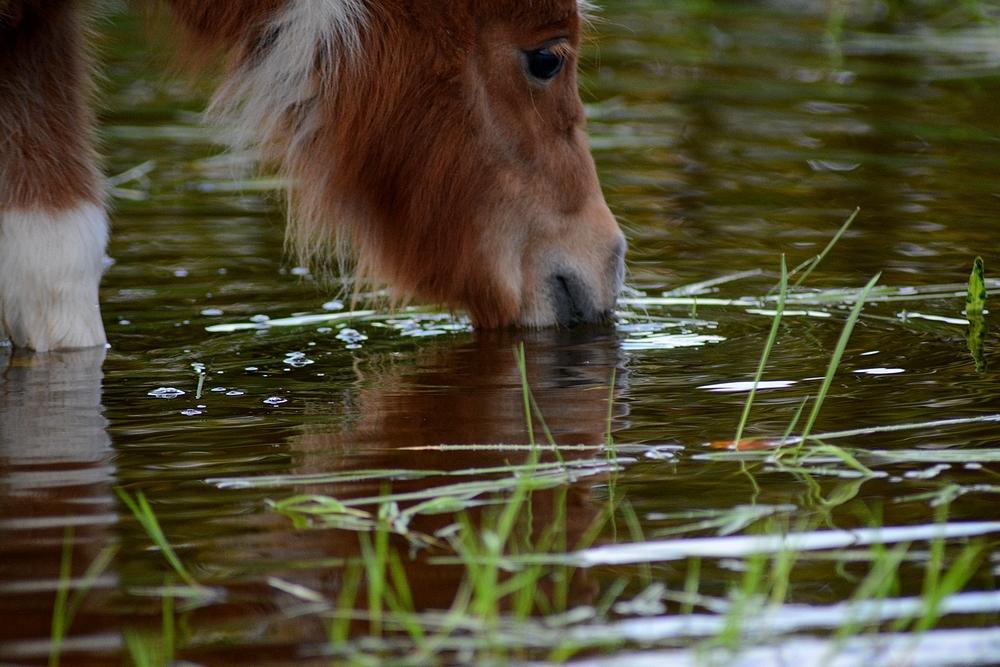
[{"xmin": 2, "ymin": 1, "xmax": 999, "ymax": 664}]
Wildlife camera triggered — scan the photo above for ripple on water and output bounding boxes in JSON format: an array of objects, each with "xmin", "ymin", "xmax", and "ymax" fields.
[
  {"xmin": 698, "ymin": 380, "xmax": 798, "ymax": 393},
  {"xmin": 854, "ymin": 367, "xmax": 905, "ymax": 375}
]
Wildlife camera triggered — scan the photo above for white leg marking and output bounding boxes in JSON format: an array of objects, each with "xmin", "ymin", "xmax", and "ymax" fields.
[{"xmin": 0, "ymin": 203, "xmax": 108, "ymax": 351}]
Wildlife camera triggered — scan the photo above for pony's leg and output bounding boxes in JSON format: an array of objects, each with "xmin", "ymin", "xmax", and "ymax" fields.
[{"xmin": 0, "ymin": 2, "xmax": 108, "ymax": 351}]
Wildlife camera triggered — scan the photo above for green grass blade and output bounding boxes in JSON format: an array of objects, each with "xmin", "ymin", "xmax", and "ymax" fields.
[
  {"xmin": 48, "ymin": 526, "xmax": 74, "ymax": 667},
  {"xmin": 605, "ymin": 366, "xmax": 617, "ymax": 461},
  {"xmin": 915, "ymin": 541, "xmax": 985, "ymax": 633},
  {"xmin": 49, "ymin": 533, "xmax": 118, "ymax": 667},
  {"xmin": 115, "ymin": 488, "xmax": 202, "ymax": 589},
  {"xmin": 162, "ymin": 580, "xmax": 175, "ymax": 666},
  {"xmin": 515, "ymin": 343, "xmax": 535, "ymax": 448},
  {"xmin": 329, "ymin": 561, "xmax": 362, "ymax": 647},
  {"xmin": 64, "ymin": 545, "xmax": 118, "ymax": 631},
  {"xmin": 123, "ymin": 630, "xmax": 158, "ymax": 667},
  {"xmin": 965, "ymin": 256, "xmax": 988, "ymax": 372},
  {"xmin": 966, "ymin": 256, "xmax": 987, "ymax": 319},
  {"xmin": 735, "ymin": 255, "xmax": 788, "ymax": 445},
  {"xmin": 797, "ymin": 272, "xmax": 881, "ymax": 445},
  {"xmin": 791, "ymin": 207, "xmax": 860, "ymax": 289}
]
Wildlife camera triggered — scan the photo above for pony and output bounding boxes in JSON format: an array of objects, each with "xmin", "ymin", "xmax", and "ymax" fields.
[{"xmin": 0, "ymin": 0, "xmax": 626, "ymax": 352}]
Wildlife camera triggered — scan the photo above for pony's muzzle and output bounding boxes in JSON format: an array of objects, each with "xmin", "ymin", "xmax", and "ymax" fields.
[{"xmin": 550, "ymin": 233, "xmax": 626, "ymax": 327}]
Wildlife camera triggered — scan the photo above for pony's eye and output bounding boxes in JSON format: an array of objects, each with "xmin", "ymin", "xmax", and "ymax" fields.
[{"xmin": 525, "ymin": 47, "xmax": 564, "ymax": 81}]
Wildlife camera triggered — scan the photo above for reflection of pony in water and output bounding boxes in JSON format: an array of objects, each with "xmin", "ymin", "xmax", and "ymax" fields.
[
  {"xmin": 0, "ymin": 1, "xmax": 626, "ymax": 351},
  {"xmin": 0, "ymin": 331, "xmax": 627, "ymax": 659},
  {"xmin": 0, "ymin": 348, "xmax": 115, "ymax": 656},
  {"xmin": 278, "ymin": 329, "xmax": 628, "ymax": 614}
]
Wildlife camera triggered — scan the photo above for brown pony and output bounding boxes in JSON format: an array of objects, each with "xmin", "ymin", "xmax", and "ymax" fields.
[{"xmin": 0, "ymin": 0, "xmax": 626, "ymax": 351}]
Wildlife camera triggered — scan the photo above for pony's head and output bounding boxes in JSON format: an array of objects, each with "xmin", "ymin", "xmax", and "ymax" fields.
[{"xmin": 214, "ymin": 0, "xmax": 624, "ymax": 327}]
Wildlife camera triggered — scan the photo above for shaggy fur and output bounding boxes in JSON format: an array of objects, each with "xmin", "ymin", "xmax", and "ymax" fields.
[{"xmin": 0, "ymin": 0, "xmax": 625, "ymax": 350}]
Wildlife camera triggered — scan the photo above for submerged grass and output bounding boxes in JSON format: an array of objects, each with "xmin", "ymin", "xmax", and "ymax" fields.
[
  {"xmin": 115, "ymin": 488, "xmax": 203, "ymax": 590},
  {"xmin": 48, "ymin": 528, "xmax": 73, "ymax": 667},
  {"xmin": 48, "ymin": 528, "xmax": 118, "ymax": 667}
]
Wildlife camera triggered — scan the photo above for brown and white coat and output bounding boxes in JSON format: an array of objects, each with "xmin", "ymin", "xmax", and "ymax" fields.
[{"xmin": 0, "ymin": 0, "xmax": 625, "ymax": 351}]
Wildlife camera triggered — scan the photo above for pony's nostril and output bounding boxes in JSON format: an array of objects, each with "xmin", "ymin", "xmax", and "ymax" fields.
[
  {"xmin": 552, "ymin": 275, "xmax": 583, "ymax": 326},
  {"xmin": 551, "ymin": 273, "xmax": 597, "ymax": 326}
]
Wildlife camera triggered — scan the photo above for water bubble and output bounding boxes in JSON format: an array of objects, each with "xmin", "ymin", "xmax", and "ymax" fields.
[
  {"xmin": 148, "ymin": 387, "xmax": 186, "ymax": 399},
  {"xmin": 201, "ymin": 308, "xmax": 224, "ymax": 316},
  {"xmin": 263, "ymin": 396, "xmax": 288, "ymax": 406},
  {"xmin": 249, "ymin": 314, "xmax": 270, "ymax": 323},
  {"xmin": 336, "ymin": 328, "xmax": 368, "ymax": 345},
  {"xmin": 322, "ymin": 300, "xmax": 344, "ymax": 311},
  {"xmin": 226, "ymin": 390, "xmax": 246, "ymax": 396},
  {"xmin": 180, "ymin": 408, "xmax": 203, "ymax": 416},
  {"xmin": 245, "ymin": 366, "xmax": 258, "ymax": 372},
  {"xmin": 210, "ymin": 387, "xmax": 227, "ymax": 393},
  {"xmin": 283, "ymin": 351, "xmax": 315, "ymax": 368}
]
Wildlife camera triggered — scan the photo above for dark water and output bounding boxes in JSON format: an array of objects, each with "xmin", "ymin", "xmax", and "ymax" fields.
[{"xmin": 2, "ymin": 1, "xmax": 999, "ymax": 664}]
